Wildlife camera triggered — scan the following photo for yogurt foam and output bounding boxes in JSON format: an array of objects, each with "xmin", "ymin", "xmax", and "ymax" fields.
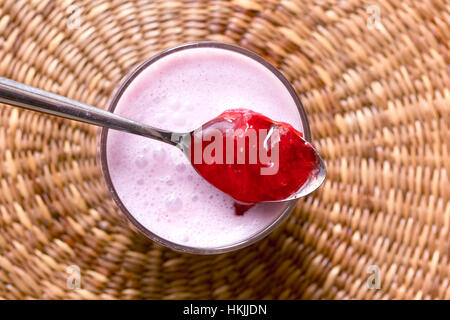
[{"xmin": 106, "ymin": 47, "xmax": 303, "ymax": 248}]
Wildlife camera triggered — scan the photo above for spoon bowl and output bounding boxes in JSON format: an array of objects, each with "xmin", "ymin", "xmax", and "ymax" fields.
[{"xmin": 176, "ymin": 130, "xmax": 326, "ymax": 203}]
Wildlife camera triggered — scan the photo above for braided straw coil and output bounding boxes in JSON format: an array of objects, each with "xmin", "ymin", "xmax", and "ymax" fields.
[{"xmin": 0, "ymin": 0, "xmax": 449, "ymax": 299}]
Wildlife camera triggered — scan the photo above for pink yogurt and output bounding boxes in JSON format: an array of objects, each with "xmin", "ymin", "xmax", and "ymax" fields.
[{"xmin": 106, "ymin": 45, "xmax": 304, "ymax": 250}]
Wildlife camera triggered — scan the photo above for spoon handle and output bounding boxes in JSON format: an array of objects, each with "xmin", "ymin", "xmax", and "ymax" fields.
[{"xmin": 0, "ymin": 77, "xmax": 180, "ymax": 146}]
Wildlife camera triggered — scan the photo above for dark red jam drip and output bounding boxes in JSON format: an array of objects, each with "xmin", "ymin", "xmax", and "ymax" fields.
[
  {"xmin": 190, "ymin": 109, "xmax": 318, "ymax": 214},
  {"xmin": 233, "ymin": 203, "xmax": 255, "ymax": 216}
]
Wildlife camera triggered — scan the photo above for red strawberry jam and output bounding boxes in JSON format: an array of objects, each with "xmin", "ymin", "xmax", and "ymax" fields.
[{"xmin": 190, "ymin": 109, "xmax": 318, "ymax": 214}]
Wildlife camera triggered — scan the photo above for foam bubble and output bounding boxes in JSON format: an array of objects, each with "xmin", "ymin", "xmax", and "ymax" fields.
[
  {"xmin": 175, "ymin": 163, "xmax": 186, "ymax": 172},
  {"xmin": 162, "ymin": 96, "xmax": 178, "ymax": 110},
  {"xmin": 153, "ymin": 95, "xmax": 161, "ymax": 104},
  {"xmin": 156, "ymin": 115, "xmax": 166, "ymax": 124},
  {"xmin": 152, "ymin": 146, "xmax": 167, "ymax": 161},
  {"xmin": 173, "ymin": 112, "xmax": 186, "ymax": 126},
  {"xmin": 135, "ymin": 155, "xmax": 148, "ymax": 168},
  {"xmin": 165, "ymin": 194, "xmax": 183, "ymax": 212}
]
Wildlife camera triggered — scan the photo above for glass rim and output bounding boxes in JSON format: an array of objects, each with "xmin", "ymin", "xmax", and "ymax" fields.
[{"xmin": 99, "ymin": 41, "xmax": 312, "ymax": 255}]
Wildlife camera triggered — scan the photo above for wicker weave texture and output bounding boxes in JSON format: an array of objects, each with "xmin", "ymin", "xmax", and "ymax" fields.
[{"xmin": 0, "ymin": 0, "xmax": 449, "ymax": 299}]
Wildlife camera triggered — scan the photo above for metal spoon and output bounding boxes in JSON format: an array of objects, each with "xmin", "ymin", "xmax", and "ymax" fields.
[{"xmin": 0, "ymin": 77, "xmax": 326, "ymax": 202}]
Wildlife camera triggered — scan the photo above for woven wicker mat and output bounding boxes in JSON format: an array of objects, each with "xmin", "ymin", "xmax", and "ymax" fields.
[{"xmin": 0, "ymin": 0, "xmax": 448, "ymax": 299}]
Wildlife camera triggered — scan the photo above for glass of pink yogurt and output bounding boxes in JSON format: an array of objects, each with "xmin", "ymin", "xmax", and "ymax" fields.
[{"xmin": 99, "ymin": 42, "xmax": 311, "ymax": 254}]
